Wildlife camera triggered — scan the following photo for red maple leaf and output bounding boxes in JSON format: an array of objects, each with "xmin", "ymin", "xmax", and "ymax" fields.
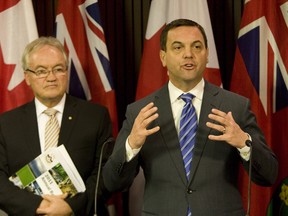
[{"xmin": 0, "ymin": 46, "xmax": 33, "ymax": 113}]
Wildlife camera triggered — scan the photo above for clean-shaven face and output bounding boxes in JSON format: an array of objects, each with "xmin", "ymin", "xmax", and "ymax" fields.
[
  {"xmin": 160, "ymin": 26, "xmax": 209, "ymax": 91},
  {"xmin": 24, "ymin": 45, "xmax": 68, "ymax": 107}
]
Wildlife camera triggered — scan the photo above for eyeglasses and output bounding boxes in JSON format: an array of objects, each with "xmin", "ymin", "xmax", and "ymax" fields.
[{"xmin": 26, "ymin": 67, "xmax": 67, "ymax": 79}]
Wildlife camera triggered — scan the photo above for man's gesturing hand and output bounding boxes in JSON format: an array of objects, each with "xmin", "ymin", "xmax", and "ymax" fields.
[{"xmin": 128, "ymin": 102, "xmax": 160, "ymax": 149}]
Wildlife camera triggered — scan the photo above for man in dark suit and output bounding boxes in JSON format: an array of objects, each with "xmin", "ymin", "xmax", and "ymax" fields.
[
  {"xmin": 103, "ymin": 19, "xmax": 278, "ymax": 216},
  {"xmin": 0, "ymin": 37, "xmax": 112, "ymax": 215}
]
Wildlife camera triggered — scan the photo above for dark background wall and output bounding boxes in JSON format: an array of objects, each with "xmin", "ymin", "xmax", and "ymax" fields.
[{"xmin": 32, "ymin": 0, "xmax": 244, "ymax": 128}]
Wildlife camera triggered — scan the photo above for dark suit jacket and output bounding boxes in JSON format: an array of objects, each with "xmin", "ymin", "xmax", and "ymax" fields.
[
  {"xmin": 103, "ymin": 81, "xmax": 278, "ymax": 216},
  {"xmin": 0, "ymin": 94, "xmax": 113, "ymax": 216}
]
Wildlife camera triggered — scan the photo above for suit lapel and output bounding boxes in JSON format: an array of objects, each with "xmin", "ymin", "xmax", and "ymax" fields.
[
  {"xmin": 58, "ymin": 95, "xmax": 78, "ymax": 147},
  {"xmin": 22, "ymin": 101, "xmax": 42, "ymax": 157},
  {"xmin": 154, "ymin": 85, "xmax": 188, "ymax": 185},
  {"xmin": 188, "ymin": 82, "xmax": 221, "ymax": 185}
]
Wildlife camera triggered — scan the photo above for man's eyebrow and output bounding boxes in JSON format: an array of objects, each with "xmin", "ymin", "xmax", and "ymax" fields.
[
  {"xmin": 171, "ymin": 40, "xmax": 203, "ymax": 45},
  {"xmin": 34, "ymin": 63, "xmax": 66, "ymax": 69},
  {"xmin": 192, "ymin": 40, "xmax": 203, "ymax": 44},
  {"xmin": 171, "ymin": 41, "xmax": 183, "ymax": 46}
]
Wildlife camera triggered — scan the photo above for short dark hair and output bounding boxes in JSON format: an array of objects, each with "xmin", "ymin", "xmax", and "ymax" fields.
[{"xmin": 160, "ymin": 19, "xmax": 208, "ymax": 51}]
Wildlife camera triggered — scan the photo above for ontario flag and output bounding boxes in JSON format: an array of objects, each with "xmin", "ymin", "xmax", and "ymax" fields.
[
  {"xmin": 56, "ymin": 0, "xmax": 118, "ymax": 136},
  {"xmin": 231, "ymin": 0, "xmax": 288, "ymax": 215},
  {"xmin": 136, "ymin": 0, "xmax": 221, "ymax": 100},
  {"xmin": 56, "ymin": 2, "xmax": 122, "ymax": 214},
  {"xmin": 0, "ymin": 0, "xmax": 38, "ymax": 113}
]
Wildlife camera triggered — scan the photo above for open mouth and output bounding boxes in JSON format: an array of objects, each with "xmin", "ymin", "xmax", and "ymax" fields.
[{"xmin": 182, "ymin": 63, "xmax": 195, "ymax": 70}]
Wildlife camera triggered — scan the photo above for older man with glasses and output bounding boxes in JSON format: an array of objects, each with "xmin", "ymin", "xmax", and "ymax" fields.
[{"xmin": 0, "ymin": 36, "xmax": 113, "ymax": 216}]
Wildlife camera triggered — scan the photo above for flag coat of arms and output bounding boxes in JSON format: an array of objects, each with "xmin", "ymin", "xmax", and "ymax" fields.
[{"xmin": 231, "ymin": 0, "xmax": 288, "ymax": 215}]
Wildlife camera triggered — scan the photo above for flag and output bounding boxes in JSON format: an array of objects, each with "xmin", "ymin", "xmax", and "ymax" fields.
[
  {"xmin": 55, "ymin": 1, "xmax": 121, "ymax": 214},
  {"xmin": 55, "ymin": 0, "xmax": 118, "ymax": 136},
  {"xmin": 0, "ymin": 0, "xmax": 38, "ymax": 113},
  {"xmin": 230, "ymin": 0, "xmax": 288, "ymax": 215},
  {"xmin": 136, "ymin": 0, "xmax": 221, "ymax": 100}
]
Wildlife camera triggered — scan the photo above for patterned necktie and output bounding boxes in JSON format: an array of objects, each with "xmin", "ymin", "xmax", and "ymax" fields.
[
  {"xmin": 44, "ymin": 108, "xmax": 59, "ymax": 151},
  {"xmin": 179, "ymin": 93, "xmax": 198, "ymax": 181}
]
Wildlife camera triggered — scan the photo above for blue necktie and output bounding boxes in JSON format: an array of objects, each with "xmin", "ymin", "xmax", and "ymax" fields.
[
  {"xmin": 179, "ymin": 93, "xmax": 197, "ymax": 216},
  {"xmin": 179, "ymin": 93, "xmax": 198, "ymax": 180}
]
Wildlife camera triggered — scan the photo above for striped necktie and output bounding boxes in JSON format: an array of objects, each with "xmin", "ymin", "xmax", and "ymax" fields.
[
  {"xmin": 179, "ymin": 93, "xmax": 198, "ymax": 181},
  {"xmin": 179, "ymin": 94, "xmax": 197, "ymax": 216},
  {"xmin": 44, "ymin": 108, "xmax": 59, "ymax": 151}
]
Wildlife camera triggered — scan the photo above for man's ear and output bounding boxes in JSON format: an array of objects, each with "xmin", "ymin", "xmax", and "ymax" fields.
[
  {"xmin": 159, "ymin": 50, "xmax": 166, "ymax": 67},
  {"xmin": 24, "ymin": 72, "xmax": 31, "ymax": 86},
  {"xmin": 206, "ymin": 47, "xmax": 209, "ymax": 64}
]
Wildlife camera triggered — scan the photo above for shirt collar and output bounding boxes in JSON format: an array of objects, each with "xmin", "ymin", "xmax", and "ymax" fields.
[
  {"xmin": 35, "ymin": 94, "xmax": 66, "ymax": 117},
  {"xmin": 168, "ymin": 79, "xmax": 205, "ymax": 103}
]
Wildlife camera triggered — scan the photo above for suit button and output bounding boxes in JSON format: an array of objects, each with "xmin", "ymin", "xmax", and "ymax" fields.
[{"xmin": 187, "ymin": 189, "xmax": 193, "ymax": 194}]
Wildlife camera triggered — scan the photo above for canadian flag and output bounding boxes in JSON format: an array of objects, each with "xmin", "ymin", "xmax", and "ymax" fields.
[
  {"xmin": 136, "ymin": 0, "xmax": 221, "ymax": 100},
  {"xmin": 0, "ymin": 0, "xmax": 38, "ymax": 113}
]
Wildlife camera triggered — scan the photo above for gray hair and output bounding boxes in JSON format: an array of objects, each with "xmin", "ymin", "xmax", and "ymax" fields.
[{"xmin": 21, "ymin": 36, "xmax": 68, "ymax": 70}]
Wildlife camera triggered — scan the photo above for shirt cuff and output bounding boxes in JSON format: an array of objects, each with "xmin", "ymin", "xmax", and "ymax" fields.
[
  {"xmin": 237, "ymin": 133, "xmax": 252, "ymax": 161},
  {"xmin": 125, "ymin": 138, "xmax": 141, "ymax": 162}
]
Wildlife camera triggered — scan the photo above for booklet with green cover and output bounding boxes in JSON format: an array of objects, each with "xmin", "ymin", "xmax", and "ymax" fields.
[{"xmin": 9, "ymin": 145, "xmax": 86, "ymax": 197}]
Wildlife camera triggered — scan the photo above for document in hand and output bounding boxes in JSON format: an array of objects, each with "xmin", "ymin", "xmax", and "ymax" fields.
[{"xmin": 9, "ymin": 145, "xmax": 86, "ymax": 197}]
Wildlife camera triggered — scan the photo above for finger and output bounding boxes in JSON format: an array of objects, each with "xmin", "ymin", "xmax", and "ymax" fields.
[
  {"xmin": 137, "ymin": 103, "xmax": 158, "ymax": 122},
  {"xmin": 208, "ymin": 113, "xmax": 226, "ymax": 125},
  {"xmin": 142, "ymin": 112, "xmax": 159, "ymax": 129},
  {"xmin": 142, "ymin": 102, "xmax": 155, "ymax": 111},
  {"xmin": 206, "ymin": 122, "xmax": 226, "ymax": 133},
  {"xmin": 146, "ymin": 126, "xmax": 160, "ymax": 136},
  {"xmin": 42, "ymin": 194, "xmax": 65, "ymax": 201},
  {"xmin": 36, "ymin": 200, "xmax": 50, "ymax": 214},
  {"xmin": 226, "ymin": 111, "xmax": 234, "ymax": 121},
  {"xmin": 211, "ymin": 108, "xmax": 227, "ymax": 117},
  {"xmin": 36, "ymin": 208, "xmax": 46, "ymax": 214},
  {"xmin": 208, "ymin": 134, "xmax": 225, "ymax": 141},
  {"xmin": 140, "ymin": 102, "xmax": 157, "ymax": 116},
  {"xmin": 42, "ymin": 194, "xmax": 53, "ymax": 201}
]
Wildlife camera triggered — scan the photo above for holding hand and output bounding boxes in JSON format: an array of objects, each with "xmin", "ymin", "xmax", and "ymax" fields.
[{"xmin": 36, "ymin": 193, "xmax": 72, "ymax": 216}]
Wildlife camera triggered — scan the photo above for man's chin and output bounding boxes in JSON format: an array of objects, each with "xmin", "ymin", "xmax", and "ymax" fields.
[{"xmin": 42, "ymin": 94, "xmax": 64, "ymax": 102}]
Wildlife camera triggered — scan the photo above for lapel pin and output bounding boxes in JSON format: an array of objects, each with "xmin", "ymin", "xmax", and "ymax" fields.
[{"xmin": 68, "ymin": 116, "xmax": 72, "ymax": 120}]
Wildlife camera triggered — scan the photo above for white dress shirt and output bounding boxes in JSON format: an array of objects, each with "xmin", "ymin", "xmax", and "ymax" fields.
[{"xmin": 35, "ymin": 94, "xmax": 66, "ymax": 153}]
